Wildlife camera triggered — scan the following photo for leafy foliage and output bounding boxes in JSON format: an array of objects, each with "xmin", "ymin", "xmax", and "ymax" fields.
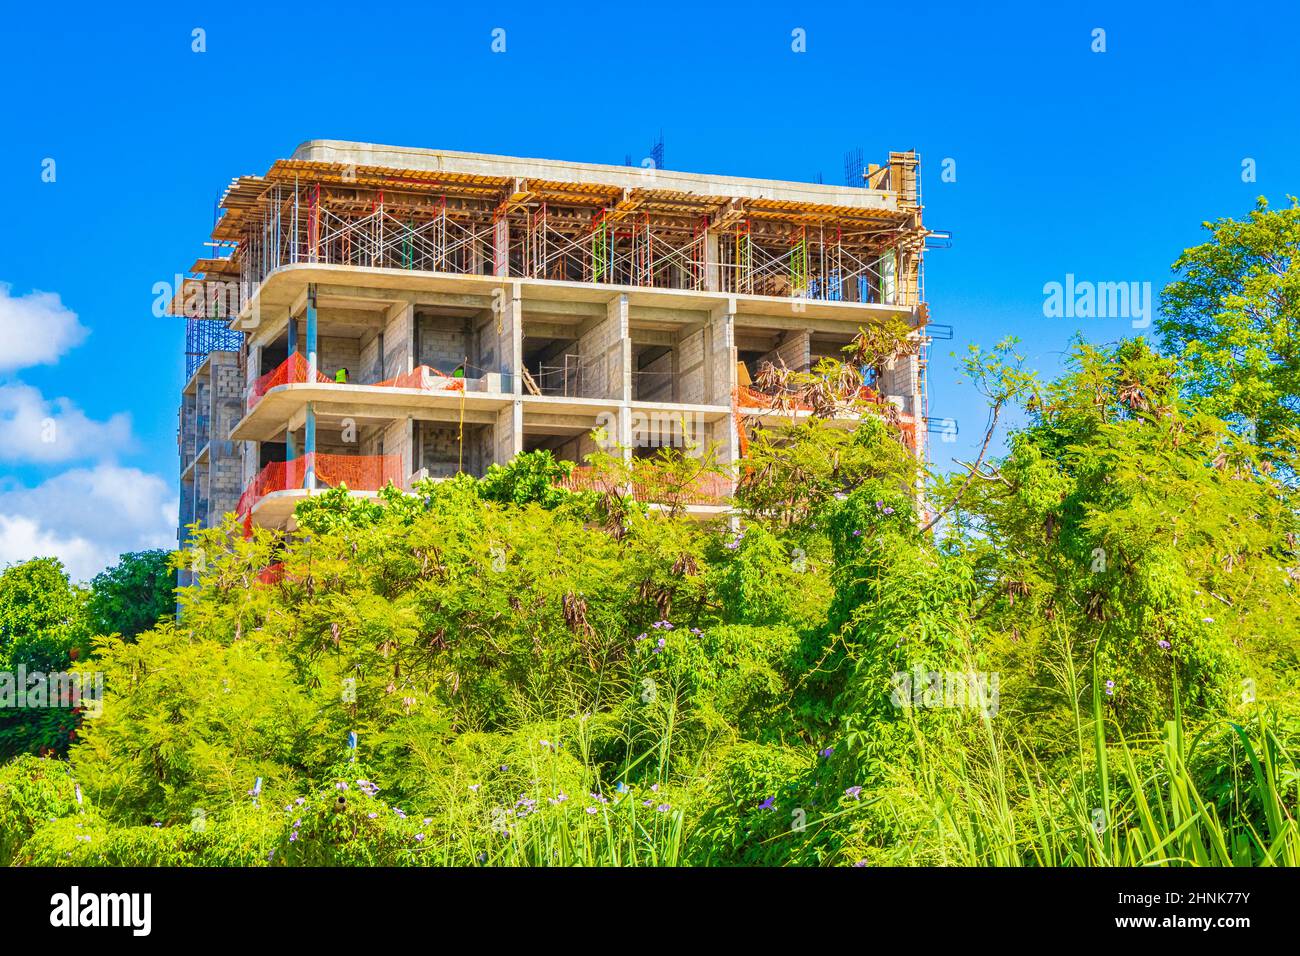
[{"xmin": 2, "ymin": 206, "xmax": 1298, "ymax": 866}]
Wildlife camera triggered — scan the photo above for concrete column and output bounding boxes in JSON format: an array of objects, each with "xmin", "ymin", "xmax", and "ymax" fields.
[
  {"xmin": 611, "ymin": 294, "xmax": 631, "ymax": 403},
  {"xmin": 618, "ymin": 404, "xmax": 633, "ymax": 464},
  {"xmin": 493, "ymin": 217, "xmax": 510, "ymax": 278},
  {"xmin": 494, "ymin": 401, "xmax": 523, "ymax": 464},
  {"xmin": 705, "ymin": 300, "xmax": 736, "ymax": 406},
  {"xmin": 497, "ymin": 282, "xmax": 523, "ymax": 395},
  {"xmin": 705, "ymin": 233, "xmax": 721, "ymax": 292},
  {"xmin": 305, "ymin": 284, "xmax": 318, "ymax": 377},
  {"xmin": 304, "ymin": 402, "xmax": 316, "ymax": 490}
]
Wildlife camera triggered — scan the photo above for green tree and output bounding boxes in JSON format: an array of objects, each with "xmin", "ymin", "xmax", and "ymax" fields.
[
  {"xmin": 0, "ymin": 557, "xmax": 87, "ymax": 671},
  {"xmin": 87, "ymin": 550, "xmax": 175, "ymax": 639},
  {"xmin": 1159, "ymin": 197, "xmax": 1300, "ymax": 452},
  {"xmin": 0, "ymin": 558, "xmax": 90, "ymax": 759}
]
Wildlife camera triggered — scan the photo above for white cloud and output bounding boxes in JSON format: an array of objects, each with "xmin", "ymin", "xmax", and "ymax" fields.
[
  {"xmin": 0, "ymin": 382, "xmax": 134, "ymax": 463},
  {"xmin": 0, "ymin": 283, "xmax": 88, "ymax": 373},
  {"xmin": 0, "ymin": 465, "xmax": 179, "ymax": 582}
]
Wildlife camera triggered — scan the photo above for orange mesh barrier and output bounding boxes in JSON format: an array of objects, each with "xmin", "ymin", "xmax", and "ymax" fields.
[
  {"xmin": 235, "ymin": 453, "xmax": 404, "ymax": 519},
  {"xmin": 733, "ymin": 385, "xmax": 813, "ymax": 412},
  {"xmin": 249, "ymin": 353, "xmax": 332, "ymax": 410},
  {"xmin": 559, "ymin": 466, "xmax": 731, "ymax": 506},
  {"xmin": 235, "ymin": 459, "xmax": 307, "ymax": 518},
  {"xmin": 375, "ymin": 365, "xmax": 464, "ymax": 392},
  {"xmin": 312, "ymin": 453, "xmax": 404, "ymax": 491}
]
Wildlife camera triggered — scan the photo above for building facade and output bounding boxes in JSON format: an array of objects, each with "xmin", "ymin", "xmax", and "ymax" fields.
[{"xmin": 173, "ymin": 140, "xmax": 932, "ymax": 541}]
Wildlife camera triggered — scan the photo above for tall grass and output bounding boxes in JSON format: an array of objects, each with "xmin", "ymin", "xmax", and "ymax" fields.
[{"xmin": 887, "ymin": 672, "xmax": 1299, "ymax": 866}]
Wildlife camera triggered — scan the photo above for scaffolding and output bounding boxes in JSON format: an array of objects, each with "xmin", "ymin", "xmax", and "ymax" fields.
[
  {"xmin": 213, "ymin": 151, "xmax": 928, "ymax": 310},
  {"xmin": 185, "ymin": 317, "xmax": 243, "ymax": 379}
]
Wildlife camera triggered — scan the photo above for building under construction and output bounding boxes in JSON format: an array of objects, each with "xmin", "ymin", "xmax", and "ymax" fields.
[{"xmin": 174, "ymin": 140, "xmax": 932, "ymax": 555}]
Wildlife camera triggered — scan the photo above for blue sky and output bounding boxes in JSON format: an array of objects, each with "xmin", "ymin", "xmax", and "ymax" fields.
[{"xmin": 1, "ymin": 0, "xmax": 1297, "ymax": 579}]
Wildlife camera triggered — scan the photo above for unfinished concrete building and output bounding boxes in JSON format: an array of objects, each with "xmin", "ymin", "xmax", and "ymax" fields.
[{"xmin": 172, "ymin": 140, "xmax": 932, "ymax": 541}]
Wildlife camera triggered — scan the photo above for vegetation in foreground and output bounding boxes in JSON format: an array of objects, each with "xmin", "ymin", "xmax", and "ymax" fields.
[{"xmin": 1, "ymin": 200, "xmax": 1298, "ymax": 866}]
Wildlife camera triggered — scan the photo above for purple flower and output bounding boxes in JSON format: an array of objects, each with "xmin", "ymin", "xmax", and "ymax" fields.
[
  {"xmin": 656, "ymin": 804, "xmax": 671, "ymax": 813},
  {"xmin": 883, "ymin": 507, "xmax": 895, "ymax": 515},
  {"xmin": 875, "ymin": 500, "xmax": 884, "ymax": 509},
  {"xmin": 1105, "ymin": 680, "xmax": 1115, "ymax": 696},
  {"xmin": 819, "ymin": 747, "xmax": 834, "ymax": 759},
  {"xmin": 758, "ymin": 796, "xmax": 776, "ymax": 810},
  {"xmin": 635, "ymin": 632, "xmax": 647, "ymax": 642},
  {"xmin": 289, "ymin": 832, "xmax": 299, "ymax": 842},
  {"xmin": 1157, "ymin": 639, "xmax": 1171, "ymax": 650},
  {"xmin": 852, "ymin": 859, "xmax": 868, "ymax": 867},
  {"xmin": 853, "ymin": 530, "xmax": 862, "ymax": 537},
  {"xmin": 414, "ymin": 833, "xmax": 425, "ymax": 842},
  {"xmin": 585, "ymin": 806, "xmax": 600, "ymax": 815},
  {"xmin": 845, "ymin": 786, "xmax": 862, "ymax": 800},
  {"xmin": 367, "ymin": 812, "xmax": 378, "ymax": 819},
  {"xmin": 690, "ymin": 627, "xmax": 702, "ymax": 636}
]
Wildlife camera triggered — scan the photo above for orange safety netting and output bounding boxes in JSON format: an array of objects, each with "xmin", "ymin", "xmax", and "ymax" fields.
[
  {"xmin": 560, "ymin": 466, "xmax": 732, "ymax": 506},
  {"xmin": 248, "ymin": 353, "xmax": 332, "ymax": 410},
  {"xmin": 733, "ymin": 384, "xmax": 813, "ymax": 412},
  {"xmin": 235, "ymin": 453, "xmax": 404, "ymax": 520},
  {"xmin": 375, "ymin": 365, "xmax": 464, "ymax": 392}
]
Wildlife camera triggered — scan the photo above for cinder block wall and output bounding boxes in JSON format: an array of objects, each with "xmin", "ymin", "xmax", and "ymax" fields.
[
  {"xmin": 359, "ymin": 330, "xmax": 382, "ymax": 383},
  {"xmin": 636, "ymin": 350, "xmax": 673, "ymax": 402},
  {"xmin": 383, "ymin": 305, "xmax": 413, "ymax": 377},
  {"xmin": 676, "ymin": 329, "xmax": 706, "ymax": 404},
  {"xmin": 418, "ymin": 422, "xmax": 486, "ymax": 478},
  {"xmin": 417, "ymin": 314, "xmax": 471, "ymax": 374},
  {"xmin": 761, "ymin": 331, "xmax": 811, "ymax": 373},
  {"xmin": 320, "ymin": 335, "xmax": 360, "ymax": 381}
]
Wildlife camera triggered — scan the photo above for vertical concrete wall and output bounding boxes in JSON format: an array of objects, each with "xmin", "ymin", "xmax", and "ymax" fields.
[
  {"xmin": 207, "ymin": 353, "xmax": 245, "ymax": 524},
  {"xmin": 577, "ymin": 294, "xmax": 629, "ymax": 400},
  {"xmin": 676, "ymin": 326, "xmax": 706, "ymax": 404},
  {"xmin": 416, "ymin": 314, "xmax": 472, "ymax": 373},
  {"xmin": 635, "ymin": 350, "xmax": 674, "ymax": 402},
  {"xmin": 484, "ymin": 283, "xmax": 521, "ymax": 393},
  {"xmin": 493, "ymin": 401, "xmax": 523, "ymax": 465},
  {"xmin": 383, "ymin": 302, "xmax": 414, "ymax": 377},
  {"xmin": 705, "ymin": 305, "xmax": 736, "ymax": 406},
  {"xmin": 359, "ymin": 329, "xmax": 382, "ymax": 383},
  {"xmin": 382, "ymin": 417, "xmax": 414, "ymax": 485},
  {"xmin": 761, "ymin": 330, "xmax": 811, "ymax": 373},
  {"xmin": 320, "ymin": 335, "xmax": 360, "ymax": 382},
  {"xmin": 418, "ymin": 422, "xmax": 486, "ymax": 478},
  {"xmin": 881, "ymin": 353, "xmax": 921, "ymax": 417}
]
